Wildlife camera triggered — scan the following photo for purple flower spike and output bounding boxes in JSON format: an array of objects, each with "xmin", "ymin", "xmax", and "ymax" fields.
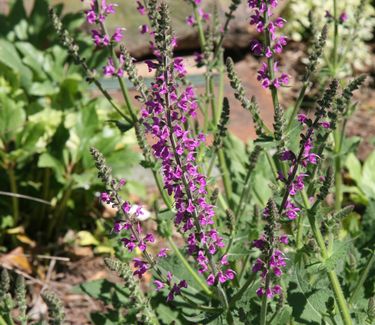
[{"xmin": 248, "ymin": 0, "xmax": 289, "ymax": 88}]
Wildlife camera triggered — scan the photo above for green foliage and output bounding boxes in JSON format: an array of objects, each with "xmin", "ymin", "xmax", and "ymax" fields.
[
  {"xmin": 0, "ymin": 0, "xmax": 139, "ymax": 248},
  {"xmin": 344, "ymin": 151, "xmax": 375, "ymax": 205}
]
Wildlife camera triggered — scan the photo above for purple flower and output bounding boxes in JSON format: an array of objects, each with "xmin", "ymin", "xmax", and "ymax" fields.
[
  {"xmin": 272, "ymin": 284, "xmax": 282, "ymax": 295},
  {"xmin": 207, "ymin": 274, "xmax": 215, "ymax": 286},
  {"xmin": 248, "ymin": 0, "xmax": 289, "ymax": 88},
  {"xmin": 144, "ymin": 233, "xmax": 155, "ymax": 243},
  {"xmin": 250, "ymin": 39, "xmax": 264, "ymax": 56},
  {"xmin": 100, "ymin": 192, "xmax": 111, "ymax": 203},
  {"xmin": 157, "ymin": 248, "xmax": 169, "ymax": 258},
  {"xmin": 297, "ymin": 113, "xmax": 308, "ymax": 123},
  {"xmin": 186, "ymin": 15, "xmax": 195, "ymax": 26},
  {"xmin": 225, "ymin": 269, "xmax": 236, "ymax": 280},
  {"xmin": 122, "ymin": 201, "xmax": 131, "ymax": 214},
  {"xmin": 86, "ymin": 10, "xmax": 97, "ymax": 24},
  {"xmin": 103, "ymin": 58, "xmax": 116, "ymax": 76},
  {"xmin": 279, "ymin": 235, "xmax": 288, "ymax": 245},
  {"xmin": 136, "ymin": 1, "xmax": 146, "ymax": 15},
  {"xmin": 133, "ymin": 258, "xmax": 148, "ymax": 278},
  {"xmin": 112, "ymin": 27, "xmax": 124, "ymax": 43},
  {"xmin": 280, "ymin": 150, "xmax": 296, "ymax": 162},
  {"xmin": 220, "ymin": 255, "xmax": 229, "ymax": 266},
  {"xmin": 139, "ymin": 24, "xmax": 149, "ymax": 34},
  {"xmin": 154, "ymin": 280, "xmax": 165, "ymax": 291},
  {"xmin": 339, "ymin": 12, "xmax": 348, "ymax": 24},
  {"xmin": 256, "ymin": 287, "xmax": 264, "ymax": 297},
  {"xmin": 320, "ymin": 121, "xmax": 331, "ymax": 129}
]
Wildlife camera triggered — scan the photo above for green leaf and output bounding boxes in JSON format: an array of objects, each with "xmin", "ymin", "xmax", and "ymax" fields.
[
  {"xmin": 0, "ymin": 215, "xmax": 14, "ymax": 229},
  {"xmin": 345, "ymin": 153, "xmax": 362, "ymax": 184},
  {"xmin": 339, "ymin": 136, "xmax": 361, "ymax": 158},
  {"xmin": 0, "ymin": 39, "xmax": 32, "ymax": 88},
  {"xmin": 272, "ymin": 306, "xmax": 293, "ymax": 325},
  {"xmin": 77, "ymin": 231, "xmax": 99, "ymax": 246},
  {"xmin": 360, "ymin": 151, "xmax": 375, "ymax": 200},
  {"xmin": 111, "ymin": 120, "xmax": 134, "ymax": 133},
  {"xmin": 7, "ymin": 0, "xmax": 27, "ymax": 29},
  {"xmin": 156, "ymin": 209, "xmax": 174, "ymax": 237},
  {"xmin": 157, "ymin": 255, "xmax": 206, "ymax": 296},
  {"xmin": 0, "ymin": 94, "xmax": 26, "ymax": 143},
  {"xmin": 29, "ymin": 82, "xmax": 59, "ymax": 96},
  {"xmin": 90, "ymin": 311, "xmax": 121, "ymax": 325},
  {"xmin": 323, "ymin": 240, "xmax": 351, "ymax": 271},
  {"xmin": 155, "ymin": 303, "xmax": 182, "ymax": 325},
  {"xmin": 287, "ymin": 266, "xmax": 331, "ymax": 324},
  {"xmin": 72, "ymin": 279, "xmax": 131, "ymax": 304},
  {"xmin": 38, "ymin": 152, "xmax": 65, "ymax": 183},
  {"xmin": 15, "ymin": 42, "xmax": 47, "ymax": 80}
]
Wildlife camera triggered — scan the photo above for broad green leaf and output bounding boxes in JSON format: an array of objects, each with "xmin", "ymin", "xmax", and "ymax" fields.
[
  {"xmin": 77, "ymin": 231, "xmax": 99, "ymax": 246},
  {"xmin": 0, "ymin": 39, "xmax": 32, "ymax": 87},
  {"xmin": 15, "ymin": 42, "xmax": 47, "ymax": 80},
  {"xmin": 338, "ymin": 136, "xmax": 361, "ymax": 158},
  {"xmin": 272, "ymin": 306, "xmax": 293, "ymax": 325},
  {"xmin": 29, "ymin": 82, "xmax": 59, "ymax": 97},
  {"xmin": 155, "ymin": 304, "xmax": 182, "ymax": 325},
  {"xmin": 345, "ymin": 153, "xmax": 362, "ymax": 184},
  {"xmin": 323, "ymin": 240, "xmax": 351, "ymax": 271},
  {"xmin": 287, "ymin": 266, "xmax": 331, "ymax": 324},
  {"xmin": 90, "ymin": 311, "xmax": 120, "ymax": 325},
  {"xmin": 38, "ymin": 152, "xmax": 65, "ymax": 183},
  {"xmin": 72, "ymin": 279, "xmax": 131, "ymax": 304},
  {"xmin": 7, "ymin": 0, "xmax": 27, "ymax": 29},
  {"xmin": 0, "ymin": 94, "xmax": 26, "ymax": 142},
  {"xmin": 360, "ymin": 151, "xmax": 375, "ymax": 200}
]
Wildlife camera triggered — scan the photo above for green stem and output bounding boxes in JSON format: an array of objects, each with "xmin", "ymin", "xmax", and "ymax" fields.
[
  {"xmin": 152, "ymin": 170, "xmax": 173, "ymax": 210},
  {"xmin": 230, "ymin": 272, "xmax": 256, "ymax": 306},
  {"xmin": 167, "ymin": 237, "xmax": 212, "ymax": 297},
  {"xmin": 259, "ymin": 283, "xmax": 269, "ymax": 325},
  {"xmin": 92, "ymin": 78, "xmax": 132, "ymax": 123},
  {"xmin": 48, "ymin": 182, "xmax": 73, "ymax": 239},
  {"xmin": 193, "ymin": 5, "xmax": 206, "ymax": 48},
  {"xmin": 286, "ymin": 81, "xmax": 309, "ymax": 131},
  {"xmin": 216, "ymin": 56, "xmax": 225, "ymax": 123},
  {"xmin": 207, "ymin": 151, "xmax": 217, "ymax": 179},
  {"xmin": 334, "ymin": 127, "xmax": 343, "ymax": 211},
  {"xmin": 265, "ymin": 151, "xmax": 279, "ymax": 182},
  {"xmin": 38, "ymin": 168, "xmax": 51, "ymax": 229},
  {"xmin": 296, "ymin": 190, "xmax": 310, "ymax": 249},
  {"xmin": 218, "ymin": 148, "xmax": 232, "ymax": 202},
  {"xmin": 332, "ymin": 0, "xmax": 339, "ymax": 73},
  {"xmin": 1, "ymin": 314, "xmax": 14, "ymax": 325},
  {"xmin": 0, "ymin": 315, "xmax": 9, "ymax": 325},
  {"xmin": 296, "ymin": 214, "xmax": 304, "ymax": 250},
  {"xmin": 350, "ymin": 252, "xmax": 375, "ymax": 305},
  {"xmin": 99, "ymin": 19, "xmax": 137, "ymax": 122},
  {"xmin": 7, "ymin": 167, "xmax": 19, "ymax": 224},
  {"xmin": 264, "ymin": 10, "xmax": 280, "ymax": 113},
  {"xmin": 307, "ymin": 211, "xmax": 352, "ymax": 325},
  {"xmin": 209, "ymin": 75, "xmax": 218, "ymax": 126}
]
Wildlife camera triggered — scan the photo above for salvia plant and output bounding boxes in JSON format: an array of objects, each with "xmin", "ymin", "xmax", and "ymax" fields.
[
  {"xmin": 46, "ymin": 0, "xmax": 375, "ymax": 324},
  {"xmin": 0, "ymin": 268, "xmax": 65, "ymax": 325},
  {"xmin": 286, "ymin": 0, "xmax": 375, "ymax": 77}
]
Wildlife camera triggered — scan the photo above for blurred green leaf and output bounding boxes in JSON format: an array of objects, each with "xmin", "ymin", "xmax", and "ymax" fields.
[
  {"xmin": 0, "ymin": 94, "xmax": 26, "ymax": 143},
  {"xmin": 345, "ymin": 153, "xmax": 362, "ymax": 184},
  {"xmin": 360, "ymin": 151, "xmax": 375, "ymax": 200},
  {"xmin": 38, "ymin": 152, "xmax": 65, "ymax": 183},
  {"xmin": 0, "ymin": 39, "xmax": 32, "ymax": 88}
]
